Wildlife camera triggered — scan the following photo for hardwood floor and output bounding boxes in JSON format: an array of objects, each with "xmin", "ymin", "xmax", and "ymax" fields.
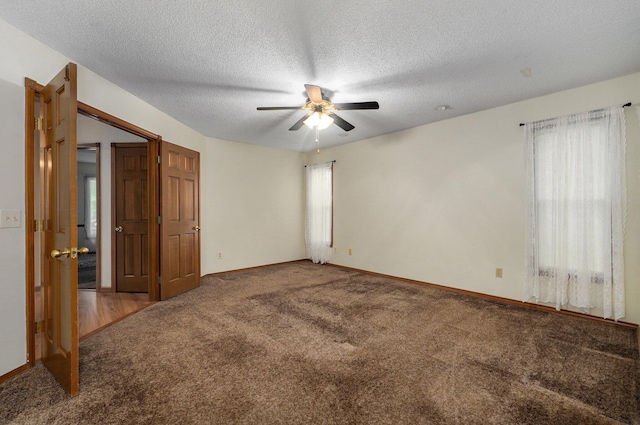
[
  {"xmin": 35, "ymin": 290, "xmax": 154, "ymax": 360},
  {"xmin": 79, "ymin": 290, "xmax": 154, "ymax": 340}
]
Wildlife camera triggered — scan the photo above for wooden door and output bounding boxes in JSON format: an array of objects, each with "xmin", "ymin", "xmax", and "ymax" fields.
[
  {"xmin": 114, "ymin": 145, "xmax": 149, "ymax": 292},
  {"xmin": 160, "ymin": 141, "xmax": 200, "ymax": 300},
  {"xmin": 41, "ymin": 63, "xmax": 79, "ymax": 396}
]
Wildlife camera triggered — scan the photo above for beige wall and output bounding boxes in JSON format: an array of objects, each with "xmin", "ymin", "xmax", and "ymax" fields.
[
  {"xmin": 0, "ymin": 78, "xmax": 27, "ymax": 375},
  {"xmin": 310, "ymin": 73, "xmax": 640, "ymax": 324},
  {"xmin": 202, "ymin": 138, "xmax": 306, "ymax": 274}
]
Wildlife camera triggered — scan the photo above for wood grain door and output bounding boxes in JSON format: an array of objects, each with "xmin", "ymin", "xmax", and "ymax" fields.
[
  {"xmin": 41, "ymin": 63, "xmax": 79, "ymax": 396},
  {"xmin": 160, "ymin": 141, "xmax": 200, "ymax": 300},
  {"xmin": 114, "ymin": 145, "xmax": 149, "ymax": 293}
]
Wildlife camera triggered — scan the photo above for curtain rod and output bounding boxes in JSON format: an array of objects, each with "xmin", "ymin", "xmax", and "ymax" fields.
[
  {"xmin": 304, "ymin": 160, "xmax": 336, "ymax": 167},
  {"xmin": 519, "ymin": 102, "xmax": 632, "ymax": 127}
]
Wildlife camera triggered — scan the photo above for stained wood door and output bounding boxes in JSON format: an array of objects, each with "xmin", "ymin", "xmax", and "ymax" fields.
[
  {"xmin": 160, "ymin": 141, "xmax": 200, "ymax": 300},
  {"xmin": 41, "ymin": 63, "xmax": 79, "ymax": 396},
  {"xmin": 114, "ymin": 145, "xmax": 149, "ymax": 293}
]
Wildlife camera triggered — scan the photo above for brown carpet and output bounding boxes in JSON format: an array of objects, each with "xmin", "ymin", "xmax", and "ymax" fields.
[{"xmin": 1, "ymin": 262, "xmax": 638, "ymax": 424}]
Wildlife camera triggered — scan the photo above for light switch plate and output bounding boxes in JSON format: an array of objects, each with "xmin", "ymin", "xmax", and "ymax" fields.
[{"xmin": 0, "ymin": 210, "xmax": 21, "ymax": 228}]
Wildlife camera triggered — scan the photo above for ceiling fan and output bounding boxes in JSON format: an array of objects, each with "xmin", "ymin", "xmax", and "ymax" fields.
[{"xmin": 257, "ymin": 84, "xmax": 379, "ymax": 132}]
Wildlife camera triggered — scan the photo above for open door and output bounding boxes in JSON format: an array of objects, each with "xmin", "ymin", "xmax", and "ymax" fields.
[
  {"xmin": 40, "ymin": 63, "xmax": 81, "ymax": 396},
  {"xmin": 159, "ymin": 141, "xmax": 201, "ymax": 300}
]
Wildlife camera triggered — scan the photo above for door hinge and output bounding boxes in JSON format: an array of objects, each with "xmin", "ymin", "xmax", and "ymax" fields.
[
  {"xmin": 157, "ymin": 276, "xmax": 162, "ymax": 284},
  {"xmin": 34, "ymin": 219, "xmax": 45, "ymax": 232},
  {"xmin": 156, "ymin": 155, "xmax": 161, "ymax": 164},
  {"xmin": 156, "ymin": 216, "xmax": 162, "ymax": 224},
  {"xmin": 64, "ymin": 65, "xmax": 70, "ymax": 81},
  {"xmin": 35, "ymin": 320, "xmax": 44, "ymax": 334},
  {"xmin": 35, "ymin": 117, "xmax": 44, "ymax": 131}
]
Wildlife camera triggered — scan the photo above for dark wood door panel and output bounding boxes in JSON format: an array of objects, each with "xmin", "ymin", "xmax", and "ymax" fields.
[
  {"xmin": 115, "ymin": 145, "xmax": 149, "ymax": 293},
  {"xmin": 160, "ymin": 142, "xmax": 200, "ymax": 300}
]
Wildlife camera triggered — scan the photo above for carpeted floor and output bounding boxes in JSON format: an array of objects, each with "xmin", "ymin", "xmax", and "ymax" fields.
[{"xmin": 1, "ymin": 262, "xmax": 638, "ymax": 424}]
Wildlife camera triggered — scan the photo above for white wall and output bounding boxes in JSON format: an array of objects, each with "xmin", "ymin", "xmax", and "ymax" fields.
[
  {"xmin": 0, "ymin": 79, "xmax": 27, "ymax": 374},
  {"xmin": 202, "ymin": 137, "xmax": 306, "ymax": 274},
  {"xmin": 310, "ymin": 72, "xmax": 640, "ymax": 324}
]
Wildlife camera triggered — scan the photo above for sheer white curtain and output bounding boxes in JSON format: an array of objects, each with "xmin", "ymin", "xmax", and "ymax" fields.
[
  {"xmin": 524, "ymin": 106, "xmax": 626, "ymax": 320},
  {"xmin": 305, "ymin": 162, "xmax": 333, "ymax": 264},
  {"xmin": 85, "ymin": 176, "xmax": 97, "ymax": 243}
]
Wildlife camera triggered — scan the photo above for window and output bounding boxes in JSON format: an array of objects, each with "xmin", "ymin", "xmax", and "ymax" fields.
[
  {"xmin": 85, "ymin": 176, "xmax": 97, "ymax": 241},
  {"xmin": 524, "ymin": 106, "xmax": 626, "ymax": 320},
  {"xmin": 305, "ymin": 162, "xmax": 333, "ymax": 264}
]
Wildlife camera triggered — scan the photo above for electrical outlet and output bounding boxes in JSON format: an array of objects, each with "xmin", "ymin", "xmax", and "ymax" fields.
[
  {"xmin": 496, "ymin": 268, "xmax": 503, "ymax": 278},
  {"xmin": 218, "ymin": 252, "xmax": 222, "ymax": 259},
  {"xmin": 0, "ymin": 210, "xmax": 21, "ymax": 228},
  {"xmin": 348, "ymin": 248, "xmax": 352, "ymax": 255}
]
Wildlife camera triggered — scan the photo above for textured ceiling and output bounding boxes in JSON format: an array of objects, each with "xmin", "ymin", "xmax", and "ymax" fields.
[{"xmin": 2, "ymin": 1, "xmax": 639, "ymax": 152}]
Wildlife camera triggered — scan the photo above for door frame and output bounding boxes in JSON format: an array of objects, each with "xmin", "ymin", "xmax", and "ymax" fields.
[
  {"xmin": 24, "ymin": 77, "xmax": 43, "ymax": 375},
  {"xmin": 77, "ymin": 103, "xmax": 161, "ymax": 300},
  {"xmin": 24, "ymin": 84, "xmax": 163, "ymax": 371}
]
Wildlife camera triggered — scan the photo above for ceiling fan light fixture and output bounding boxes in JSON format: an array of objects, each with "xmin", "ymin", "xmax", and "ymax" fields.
[
  {"xmin": 304, "ymin": 112, "xmax": 334, "ymax": 130},
  {"xmin": 258, "ymin": 84, "xmax": 372, "ymax": 133}
]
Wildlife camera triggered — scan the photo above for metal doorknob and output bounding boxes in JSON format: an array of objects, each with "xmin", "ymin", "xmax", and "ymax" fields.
[
  {"xmin": 193, "ymin": 226, "xmax": 201, "ymax": 231},
  {"xmin": 115, "ymin": 226, "xmax": 123, "ymax": 232},
  {"xmin": 51, "ymin": 248, "xmax": 71, "ymax": 258},
  {"xmin": 51, "ymin": 246, "xmax": 89, "ymax": 259}
]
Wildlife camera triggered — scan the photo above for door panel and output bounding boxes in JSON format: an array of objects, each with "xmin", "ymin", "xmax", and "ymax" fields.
[
  {"xmin": 41, "ymin": 63, "xmax": 79, "ymax": 397},
  {"xmin": 115, "ymin": 146, "xmax": 149, "ymax": 293},
  {"xmin": 160, "ymin": 142, "xmax": 200, "ymax": 300}
]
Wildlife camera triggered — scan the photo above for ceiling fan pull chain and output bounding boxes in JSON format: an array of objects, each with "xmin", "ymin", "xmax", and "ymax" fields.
[{"xmin": 315, "ymin": 127, "xmax": 320, "ymax": 154}]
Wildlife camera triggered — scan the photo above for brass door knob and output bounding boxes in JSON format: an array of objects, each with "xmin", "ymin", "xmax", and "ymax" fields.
[
  {"xmin": 115, "ymin": 226, "xmax": 123, "ymax": 232},
  {"xmin": 51, "ymin": 248, "xmax": 70, "ymax": 259},
  {"xmin": 51, "ymin": 247, "xmax": 89, "ymax": 259},
  {"xmin": 193, "ymin": 226, "xmax": 201, "ymax": 231}
]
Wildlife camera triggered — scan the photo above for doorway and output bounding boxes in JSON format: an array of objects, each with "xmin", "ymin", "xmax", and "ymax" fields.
[
  {"xmin": 24, "ymin": 75, "xmax": 164, "ymax": 384},
  {"xmin": 24, "ymin": 66, "xmax": 202, "ymax": 395}
]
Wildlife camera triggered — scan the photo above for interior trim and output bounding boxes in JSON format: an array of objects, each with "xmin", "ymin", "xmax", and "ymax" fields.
[
  {"xmin": 203, "ymin": 259, "xmax": 308, "ymax": 277},
  {"xmin": 76, "ymin": 104, "xmax": 161, "ymax": 302},
  {"xmin": 0, "ymin": 363, "xmax": 31, "ymax": 386},
  {"xmin": 23, "ymin": 78, "xmax": 39, "ymax": 376},
  {"xmin": 78, "ymin": 102, "xmax": 159, "ymax": 141},
  {"xmin": 204, "ymin": 258, "xmax": 638, "ymax": 332},
  {"xmin": 79, "ymin": 302, "xmax": 154, "ymax": 342},
  {"xmin": 327, "ymin": 263, "xmax": 638, "ymax": 330}
]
